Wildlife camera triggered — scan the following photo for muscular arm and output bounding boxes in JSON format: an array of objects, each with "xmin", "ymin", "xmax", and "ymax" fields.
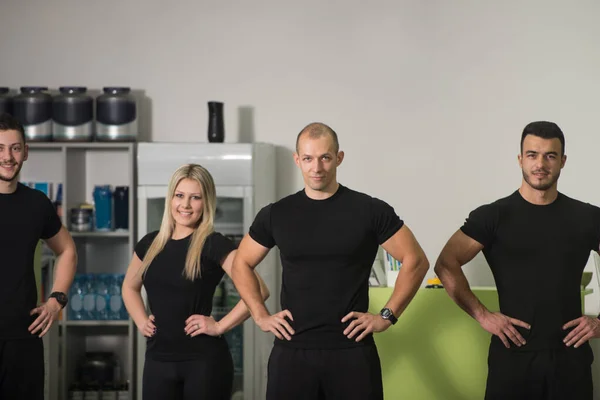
[
  {"xmin": 212, "ymin": 250, "xmax": 270, "ymax": 334},
  {"xmin": 433, "ymin": 229, "xmax": 487, "ymax": 321},
  {"xmin": 28, "ymin": 226, "xmax": 77, "ymax": 337},
  {"xmin": 44, "ymin": 226, "xmax": 77, "ymax": 299},
  {"xmin": 380, "ymin": 224, "xmax": 430, "ymax": 317},
  {"xmin": 342, "ymin": 224, "xmax": 429, "ymax": 341},
  {"xmin": 230, "ymin": 235, "xmax": 272, "ymax": 321},
  {"xmin": 434, "ymin": 229, "xmax": 529, "ymax": 348},
  {"xmin": 230, "ymin": 234, "xmax": 294, "ymax": 340}
]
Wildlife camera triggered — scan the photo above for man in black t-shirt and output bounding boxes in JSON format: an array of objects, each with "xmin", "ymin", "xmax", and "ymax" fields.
[
  {"xmin": 434, "ymin": 121, "xmax": 600, "ymax": 400},
  {"xmin": 231, "ymin": 122, "xmax": 430, "ymax": 400},
  {"xmin": 0, "ymin": 113, "xmax": 77, "ymax": 399}
]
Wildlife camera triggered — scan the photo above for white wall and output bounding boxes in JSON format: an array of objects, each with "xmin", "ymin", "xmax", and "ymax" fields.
[{"xmin": 3, "ymin": 0, "xmax": 600, "ymax": 396}]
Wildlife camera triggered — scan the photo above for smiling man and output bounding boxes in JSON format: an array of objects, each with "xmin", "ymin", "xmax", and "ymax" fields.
[
  {"xmin": 434, "ymin": 121, "xmax": 600, "ymax": 399},
  {"xmin": 231, "ymin": 122, "xmax": 429, "ymax": 400},
  {"xmin": 0, "ymin": 112, "xmax": 77, "ymax": 399}
]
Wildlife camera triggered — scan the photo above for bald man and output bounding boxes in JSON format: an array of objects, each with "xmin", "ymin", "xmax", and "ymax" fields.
[{"xmin": 231, "ymin": 122, "xmax": 429, "ymax": 400}]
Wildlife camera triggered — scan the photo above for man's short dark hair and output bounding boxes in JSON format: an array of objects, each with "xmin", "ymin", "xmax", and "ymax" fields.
[
  {"xmin": 0, "ymin": 113, "xmax": 26, "ymax": 144},
  {"xmin": 520, "ymin": 121, "xmax": 565, "ymax": 156},
  {"xmin": 296, "ymin": 122, "xmax": 340, "ymax": 154}
]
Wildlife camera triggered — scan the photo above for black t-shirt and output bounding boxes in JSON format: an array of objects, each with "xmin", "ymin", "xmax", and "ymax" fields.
[
  {"xmin": 461, "ymin": 191, "xmax": 600, "ymax": 352},
  {"xmin": 0, "ymin": 183, "xmax": 62, "ymax": 339},
  {"xmin": 249, "ymin": 184, "xmax": 404, "ymax": 349},
  {"xmin": 135, "ymin": 230, "xmax": 236, "ymax": 361}
]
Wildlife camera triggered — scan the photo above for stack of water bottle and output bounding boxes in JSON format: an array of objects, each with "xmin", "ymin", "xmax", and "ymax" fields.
[{"xmin": 68, "ymin": 274, "xmax": 128, "ymax": 321}]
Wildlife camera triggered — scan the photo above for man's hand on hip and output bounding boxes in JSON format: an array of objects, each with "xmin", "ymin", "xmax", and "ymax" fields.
[
  {"xmin": 563, "ymin": 316, "xmax": 600, "ymax": 348},
  {"xmin": 342, "ymin": 311, "xmax": 392, "ymax": 342},
  {"xmin": 477, "ymin": 310, "xmax": 530, "ymax": 348},
  {"xmin": 29, "ymin": 298, "xmax": 62, "ymax": 337},
  {"xmin": 256, "ymin": 310, "xmax": 295, "ymax": 341}
]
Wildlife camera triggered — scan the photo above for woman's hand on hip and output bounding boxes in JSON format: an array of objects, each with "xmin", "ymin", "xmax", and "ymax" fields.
[{"xmin": 185, "ymin": 314, "xmax": 222, "ymax": 337}]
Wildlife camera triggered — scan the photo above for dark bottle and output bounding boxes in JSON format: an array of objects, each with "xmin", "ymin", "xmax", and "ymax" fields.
[
  {"xmin": 114, "ymin": 186, "xmax": 129, "ymax": 230},
  {"xmin": 207, "ymin": 101, "xmax": 224, "ymax": 143}
]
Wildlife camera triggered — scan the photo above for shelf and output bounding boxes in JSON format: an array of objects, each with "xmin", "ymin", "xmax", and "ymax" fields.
[
  {"xmin": 64, "ymin": 320, "xmax": 130, "ymax": 327},
  {"xmin": 28, "ymin": 142, "xmax": 134, "ymax": 150},
  {"xmin": 70, "ymin": 231, "xmax": 130, "ymax": 238}
]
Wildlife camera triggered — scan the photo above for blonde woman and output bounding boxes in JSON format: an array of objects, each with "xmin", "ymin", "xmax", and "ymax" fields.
[{"xmin": 123, "ymin": 164, "xmax": 269, "ymax": 400}]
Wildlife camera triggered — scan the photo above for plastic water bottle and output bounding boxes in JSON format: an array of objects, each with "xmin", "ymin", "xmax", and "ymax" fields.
[
  {"xmin": 119, "ymin": 275, "xmax": 128, "ymax": 320},
  {"xmin": 95, "ymin": 274, "xmax": 109, "ymax": 320},
  {"xmin": 68, "ymin": 275, "xmax": 85, "ymax": 320},
  {"xmin": 108, "ymin": 274, "xmax": 124, "ymax": 320},
  {"xmin": 83, "ymin": 274, "xmax": 96, "ymax": 320},
  {"xmin": 93, "ymin": 185, "xmax": 112, "ymax": 231}
]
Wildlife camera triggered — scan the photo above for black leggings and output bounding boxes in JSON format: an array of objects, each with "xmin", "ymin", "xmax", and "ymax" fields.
[{"xmin": 142, "ymin": 347, "xmax": 233, "ymax": 400}]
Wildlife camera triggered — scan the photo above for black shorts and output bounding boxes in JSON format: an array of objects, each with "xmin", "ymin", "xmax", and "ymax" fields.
[
  {"xmin": 0, "ymin": 338, "xmax": 44, "ymax": 400},
  {"xmin": 267, "ymin": 344, "xmax": 383, "ymax": 400},
  {"xmin": 485, "ymin": 344, "xmax": 594, "ymax": 400}
]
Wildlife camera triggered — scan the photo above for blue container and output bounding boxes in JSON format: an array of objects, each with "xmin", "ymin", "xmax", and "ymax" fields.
[{"xmin": 93, "ymin": 185, "xmax": 112, "ymax": 231}]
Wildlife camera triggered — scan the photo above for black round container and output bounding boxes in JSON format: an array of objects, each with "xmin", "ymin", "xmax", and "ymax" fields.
[
  {"xmin": 52, "ymin": 87, "xmax": 93, "ymax": 141},
  {"xmin": 13, "ymin": 87, "xmax": 53, "ymax": 141},
  {"xmin": 96, "ymin": 87, "xmax": 137, "ymax": 141},
  {"xmin": 78, "ymin": 352, "xmax": 117, "ymax": 386},
  {"xmin": 0, "ymin": 88, "xmax": 13, "ymax": 116},
  {"xmin": 208, "ymin": 101, "xmax": 225, "ymax": 143}
]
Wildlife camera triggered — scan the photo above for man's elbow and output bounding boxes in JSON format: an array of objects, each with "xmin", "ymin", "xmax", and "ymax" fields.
[
  {"xmin": 60, "ymin": 245, "xmax": 78, "ymax": 268},
  {"xmin": 433, "ymin": 256, "xmax": 452, "ymax": 277},
  {"xmin": 417, "ymin": 254, "xmax": 430, "ymax": 276}
]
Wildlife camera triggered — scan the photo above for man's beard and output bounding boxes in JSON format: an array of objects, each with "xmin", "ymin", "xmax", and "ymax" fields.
[
  {"xmin": 0, "ymin": 162, "xmax": 23, "ymax": 182},
  {"xmin": 522, "ymin": 169, "xmax": 560, "ymax": 191}
]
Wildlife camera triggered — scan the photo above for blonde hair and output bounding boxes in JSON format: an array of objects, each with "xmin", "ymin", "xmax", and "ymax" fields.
[{"xmin": 140, "ymin": 164, "xmax": 217, "ymax": 280}]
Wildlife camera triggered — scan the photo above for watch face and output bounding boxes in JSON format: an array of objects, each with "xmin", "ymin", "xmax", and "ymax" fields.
[
  {"xmin": 381, "ymin": 308, "xmax": 392, "ymax": 319},
  {"xmin": 52, "ymin": 292, "xmax": 68, "ymax": 306}
]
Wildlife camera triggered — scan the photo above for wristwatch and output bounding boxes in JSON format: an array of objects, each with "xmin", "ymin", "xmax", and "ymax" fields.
[
  {"xmin": 379, "ymin": 308, "xmax": 398, "ymax": 325},
  {"xmin": 49, "ymin": 292, "xmax": 68, "ymax": 309}
]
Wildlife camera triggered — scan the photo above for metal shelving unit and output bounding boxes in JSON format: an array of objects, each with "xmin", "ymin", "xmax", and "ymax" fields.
[{"xmin": 22, "ymin": 142, "xmax": 136, "ymax": 400}]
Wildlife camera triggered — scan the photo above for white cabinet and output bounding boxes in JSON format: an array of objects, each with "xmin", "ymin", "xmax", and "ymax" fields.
[{"xmin": 22, "ymin": 142, "xmax": 136, "ymax": 400}]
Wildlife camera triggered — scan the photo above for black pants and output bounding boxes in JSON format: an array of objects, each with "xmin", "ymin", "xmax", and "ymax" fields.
[
  {"xmin": 267, "ymin": 344, "xmax": 383, "ymax": 400},
  {"xmin": 485, "ymin": 344, "xmax": 594, "ymax": 400},
  {"xmin": 0, "ymin": 338, "xmax": 44, "ymax": 400},
  {"xmin": 142, "ymin": 349, "xmax": 233, "ymax": 400}
]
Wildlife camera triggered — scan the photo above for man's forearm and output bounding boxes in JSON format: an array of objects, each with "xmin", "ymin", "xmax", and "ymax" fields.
[
  {"xmin": 50, "ymin": 247, "xmax": 77, "ymax": 295},
  {"xmin": 434, "ymin": 259, "xmax": 488, "ymax": 321},
  {"xmin": 384, "ymin": 256, "xmax": 429, "ymax": 316},
  {"xmin": 231, "ymin": 261, "xmax": 270, "ymax": 320},
  {"xmin": 218, "ymin": 272, "xmax": 270, "ymax": 333}
]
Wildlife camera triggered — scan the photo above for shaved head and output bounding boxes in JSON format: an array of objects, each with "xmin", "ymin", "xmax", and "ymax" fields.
[{"xmin": 295, "ymin": 122, "xmax": 339, "ymax": 154}]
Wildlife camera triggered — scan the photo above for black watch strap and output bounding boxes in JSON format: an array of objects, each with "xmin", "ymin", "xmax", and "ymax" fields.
[
  {"xmin": 49, "ymin": 292, "xmax": 68, "ymax": 308},
  {"xmin": 380, "ymin": 308, "xmax": 398, "ymax": 325}
]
